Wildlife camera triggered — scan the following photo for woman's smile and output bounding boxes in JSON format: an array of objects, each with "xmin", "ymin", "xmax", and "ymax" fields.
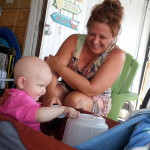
[{"xmin": 87, "ymin": 22, "xmax": 113, "ymax": 54}]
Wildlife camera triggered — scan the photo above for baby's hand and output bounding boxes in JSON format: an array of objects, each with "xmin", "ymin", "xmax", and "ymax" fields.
[{"xmin": 64, "ymin": 107, "xmax": 80, "ymax": 119}]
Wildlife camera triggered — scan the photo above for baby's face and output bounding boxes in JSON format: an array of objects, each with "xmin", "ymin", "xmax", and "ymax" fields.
[{"xmin": 23, "ymin": 72, "xmax": 51, "ymax": 101}]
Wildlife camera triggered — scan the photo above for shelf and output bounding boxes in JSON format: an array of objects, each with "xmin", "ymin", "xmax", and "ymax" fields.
[{"xmin": 0, "ymin": 79, "xmax": 14, "ymax": 81}]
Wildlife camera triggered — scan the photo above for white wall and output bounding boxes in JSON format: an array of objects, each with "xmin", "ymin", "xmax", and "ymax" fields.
[{"xmin": 117, "ymin": 0, "xmax": 150, "ymax": 93}]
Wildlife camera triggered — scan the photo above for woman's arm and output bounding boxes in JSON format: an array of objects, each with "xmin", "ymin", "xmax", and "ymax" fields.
[
  {"xmin": 48, "ymin": 48, "xmax": 126, "ymax": 97},
  {"xmin": 41, "ymin": 34, "xmax": 78, "ymax": 106}
]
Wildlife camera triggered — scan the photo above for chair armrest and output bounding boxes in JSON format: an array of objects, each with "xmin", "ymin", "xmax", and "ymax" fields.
[
  {"xmin": 112, "ymin": 92, "xmax": 139, "ymax": 102},
  {"xmin": 0, "ymin": 114, "xmax": 76, "ymax": 150},
  {"xmin": 107, "ymin": 92, "xmax": 138, "ymax": 121}
]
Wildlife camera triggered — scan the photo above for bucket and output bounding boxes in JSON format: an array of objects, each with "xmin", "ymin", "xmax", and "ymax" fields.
[{"xmin": 62, "ymin": 113, "xmax": 108, "ymax": 146}]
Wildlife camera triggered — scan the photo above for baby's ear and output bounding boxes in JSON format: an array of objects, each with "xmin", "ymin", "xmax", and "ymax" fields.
[{"xmin": 17, "ymin": 76, "xmax": 26, "ymax": 89}]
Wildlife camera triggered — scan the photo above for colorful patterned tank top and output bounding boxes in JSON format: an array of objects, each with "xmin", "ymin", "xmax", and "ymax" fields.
[{"xmin": 68, "ymin": 34, "xmax": 114, "ymax": 82}]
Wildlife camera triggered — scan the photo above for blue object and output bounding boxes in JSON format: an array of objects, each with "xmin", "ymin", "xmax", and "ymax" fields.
[
  {"xmin": 124, "ymin": 117, "xmax": 150, "ymax": 150},
  {"xmin": 0, "ymin": 121, "xmax": 26, "ymax": 150},
  {"xmin": 0, "ymin": 27, "xmax": 21, "ymax": 62},
  {"xmin": 51, "ymin": 12, "xmax": 79, "ymax": 30},
  {"xmin": 74, "ymin": 112, "xmax": 150, "ymax": 150},
  {"xmin": 0, "ymin": 37, "xmax": 10, "ymax": 47}
]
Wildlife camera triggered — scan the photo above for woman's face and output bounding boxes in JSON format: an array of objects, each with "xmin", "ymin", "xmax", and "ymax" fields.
[{"xmin": 86, "ymin": 21, "xmax": 114, "ymax": 54}]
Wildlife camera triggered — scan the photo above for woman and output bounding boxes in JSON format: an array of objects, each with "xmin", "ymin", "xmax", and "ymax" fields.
[{"xmin": 41, "ymin": 0, "xmax": 125, "ymax": 116}]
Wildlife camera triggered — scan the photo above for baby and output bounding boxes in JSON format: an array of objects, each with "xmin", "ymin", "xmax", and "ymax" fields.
[{"xmin": 0, "ymin": 56, "xmax": 79, "ymax": 131}]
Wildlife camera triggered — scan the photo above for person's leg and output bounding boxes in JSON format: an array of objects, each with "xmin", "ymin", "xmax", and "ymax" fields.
[
  {"xmin": 63, "ymin": 91, "xmax": 93, "ymax": 112},
  {"xmin": 63, "ymin": 91, "xmax": 111, "ymax": 116}
]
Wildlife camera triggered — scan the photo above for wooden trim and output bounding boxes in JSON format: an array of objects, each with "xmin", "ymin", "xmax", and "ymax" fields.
[
  {"xmin": 23, "ymin": 0, "xmax": 41, "ymax": 56},
  {"xmin": 138, "ymin": 61, "xmax": 150, "ymax": 107}
]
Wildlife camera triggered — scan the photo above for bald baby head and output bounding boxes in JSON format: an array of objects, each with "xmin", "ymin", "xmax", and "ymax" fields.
[{"xmin": 14, "ymin": 56, "xmax": 52, "ymax": 87}]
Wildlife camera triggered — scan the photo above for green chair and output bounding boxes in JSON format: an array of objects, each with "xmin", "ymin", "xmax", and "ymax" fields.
[{"xmin": 107, "ymin": 52, "xmax": 139, "ymax": 121}]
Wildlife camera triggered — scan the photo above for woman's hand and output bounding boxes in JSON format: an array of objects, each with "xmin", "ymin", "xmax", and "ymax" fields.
[{"xmin": 44, "ymin": 55, "xmax": 62, "ymax": 72}]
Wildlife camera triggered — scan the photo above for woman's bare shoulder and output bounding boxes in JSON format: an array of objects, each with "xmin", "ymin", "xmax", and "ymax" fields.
[
  {"xmin": 111, "ymin": 46, "xmax": 125, "ymax": 58},
  {"xmin": 105, "ymin": 46, "xmax": 126, "ymax": 64},
  {"xmin": 66, "ymin": 34, "xmax": 78, "ymax": 41},
  {"xmin": 60, "ymin": 34, "xmax": 78, "ymax": 49},
  {"xmin": 56, "ymin": 34, "xmax": 79, "ymax": 60}
]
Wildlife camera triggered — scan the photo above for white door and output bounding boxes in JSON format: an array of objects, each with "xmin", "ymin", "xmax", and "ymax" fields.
[{"xmin": 39, "ymin": 0, "xmax": 101, "ymax": 59}]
